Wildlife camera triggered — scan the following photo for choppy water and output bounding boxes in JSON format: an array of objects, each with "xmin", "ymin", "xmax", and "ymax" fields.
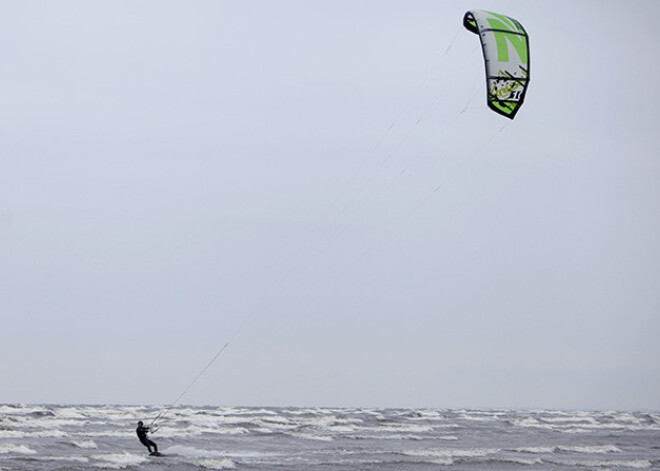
[{"xmin": 0, "ymin": 404, "xmax": 659, "ymax": 470}]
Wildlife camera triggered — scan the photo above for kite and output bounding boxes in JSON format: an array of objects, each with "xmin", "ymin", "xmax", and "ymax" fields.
[{"xmin": 463, "ymin": 10, "xmax": 530, "ymax": 119}]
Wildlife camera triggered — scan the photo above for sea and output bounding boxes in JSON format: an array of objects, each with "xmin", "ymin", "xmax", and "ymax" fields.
[{"xmin": 0, "ymin": 404, "xmax": 658, "ymax": 470}]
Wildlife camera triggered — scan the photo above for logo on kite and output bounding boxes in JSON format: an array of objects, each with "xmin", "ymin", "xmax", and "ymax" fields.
[{"xmin": 463, "ymin": 10, "xmax": 530, "ymax": 119}]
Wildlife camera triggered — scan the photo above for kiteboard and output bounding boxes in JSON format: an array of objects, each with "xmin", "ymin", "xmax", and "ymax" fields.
[{"xmin": 149, "ymin": 451, "xmax": 164, "ymax": 456}]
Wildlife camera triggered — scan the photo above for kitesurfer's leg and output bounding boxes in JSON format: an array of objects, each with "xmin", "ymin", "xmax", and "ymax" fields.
[
  {"xmin": 149, "ymin": 439, "xmax": 158, "ymax": 453},
  {"xmin": 141, "ymin": 439, "xmax": 152, "ymax": 453}
]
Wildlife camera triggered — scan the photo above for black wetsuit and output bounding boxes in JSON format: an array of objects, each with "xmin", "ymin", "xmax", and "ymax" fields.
[{"xmin": 136, "ymin": 425, "xmax": 158, "ymax": 453}]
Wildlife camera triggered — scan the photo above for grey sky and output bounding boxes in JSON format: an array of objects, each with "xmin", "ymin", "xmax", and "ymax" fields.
[{"xmin": 1, "ymin": 0, "xmax": 659, "ymax": 410}]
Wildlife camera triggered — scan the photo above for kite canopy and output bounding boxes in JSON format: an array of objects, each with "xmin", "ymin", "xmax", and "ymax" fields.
[{"xmin": 463, "ymin": 10, "xmax": 530, "ymax": 119}]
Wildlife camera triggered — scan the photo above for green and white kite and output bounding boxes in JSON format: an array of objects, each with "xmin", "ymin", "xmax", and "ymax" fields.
[{"xmin": 463, "ymin": 10, "xmax": 530, "ymax": 119}]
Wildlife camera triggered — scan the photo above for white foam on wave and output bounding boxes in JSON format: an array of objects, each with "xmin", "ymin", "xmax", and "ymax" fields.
[
  {"xmin": 0, "ymin": 430, "xmax": 68, "ymax": 438},
  {"xmin": 226, "ymin": 407, "xmax": 276, "ymax": 416},
  {"xmin": 540, "ymin": 416, "xmax": 599, "ymax": 424},
  {"xmin": 197, "ymin": 458, "xmax": 236, "ymax": 469},
  {"xmin": 348, "ymin": 432, "xmax": 457, "ymax": 441},
  {"xmin": 512, "ymin": 416, "xmax": 542, "ymax": 427},
  {"xmin": 562, "ymin": 427, "xmax": 606, "ymax": 434},
  {"xmin": 33, "ymin": 429, "xmax": 69, "ymax": 438},
  {"xmin": 86, "ymin": 405, "xmax": 146, "ymax": 421},
  {"xmin": 286, "ymin": 431, "xmax": 334, "ymax": 441},
  {"xmin": 90, "ymin": 452, "xmax": 148, "ymax": 469},
  {"xmin": 546, "ymin": 457, "xmax": 651, "ymax": 468},
  {"xmin": 393, "ymin": 423, "xmax": 435, "ymax": 433},
  {"xmin": 356, "ymin": 423, "xmax": 435, "ymax": 435},
  {"xmin": 154, "ymin": 408, "xmax": 308, "ymax": 437},
  {"xmin": 180, "ymin": 412, "xmax": 254, "ymax": 428},
  {"xmin": 166, "ymin": 445, "xmax": 228, "ymax": 459},
  {"xmin": 0, "ymin": 405, "xmax": 50, "ymax": 416},
  {"xmin": 512, "ymin": 411, "xmax": 660, "ymax": 433},
  {"xmin": 223, "ymin": 450, "xmax": 282, "ymax": 459},
  {"xmin": 459, "ymin": 413, "xmax": 501, "ymax": 422},
  {"xmin": 328, "ymin": 424, "xmax": 361, "ymax": 434},
  {"xmin": 155, "ymin": 424, "xmax": 249, "ymax": 438},
  {"xmin": 512, "ymin": 418, "xmax": 602, "ymax": 433},
  {"xmin": 165, "ymin": 445, "xmax": 237, "ymax": 469},
  {"xmin": 53, "ymin": 406, "xmax": 87, "ymax": 419},
  {"xmin": 498, "ymin": 456, "xmax": 543, "ymax": 465},
  {"xmin": 350, "ymin": 433, "xmax": 425, "ymax": 440},
  {"xmin": 71, "ymin": 439, "xmax": 98, "ymax": 449},
  {"xmin": 403, "ymin": 447, "xmax": 499, "ymax": 459},
  {"xmin": 612, "ymin": 412, "xmax": 644, "ymax": 423},
  {"xmin": 0, "ymin": 443, "xmax": 37, "ymax": 454},
  {"xmin": 431, "ymin": 423, "xmax": 461, "ymax": 428},
  {"xmin": 85, "ymin": 430, "xmax": 129, "ymax": 438},
  {"xmin": 510, "ymin": 444, "xmax": 621, "ymax": 454},
  {"xmin": 6, "ymin": 415, "xmax": 83, "ymax": 429},
  {"xmin": 308, "ymin": 415, "xmax": 363, "ymax": 427},
  {"xmin": 429, "ymin": 457, "xmax": 453, "ymax": 465},
  {"xmin": 558, "ymin": 444, "xmax": 622, "ymax": 454},
  {"xmin": 27, "ymin": 456, "xmax": 89, "ymax": 463},
  {"xmin": 510, "ymin": 446, "xmax": 555, "ymax": 454}
]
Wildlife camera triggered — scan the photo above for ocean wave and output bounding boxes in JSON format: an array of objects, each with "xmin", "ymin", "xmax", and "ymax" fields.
[
  {"xmin": 90, "ymin": 452, "xmax": 148, "ymax": 469},
  {"xmin": 197, "ymin": 458, "xmax": 236, "ymax": 469},
  {"xmin": 557, "ymin": 445, "xmax": 622, "ymax": 454},
  {"xmin": 488, "ymin": 456, "xmax": 544, "ymax": 465},
  {"xmin": 0, "ymin": 443, "xmax": 37, "ymax": 455},
  {"xmin": 407, "ymin": 409, "xmax": 444, "ymax": 419},
  {"xmin": 165, "ymin": 445, "xmax": 229, "ymax": 459},
  {"xmin": 459, "ymin": 413, "xmax": 503, "ymax": 421},
  {"xmin": 346, "ymin": 433, "xmax": 425, "ymax": 440},
  {"xmin": 18, "ymin": 455, "xmax": 89, "ymax": 463},
  {"xmin": 164, "ymin": 445, "xmax": 237, "ymax": 468},
  {"xmin": 512, "ymin": 416, "xmax": 542, "ymax": 427},
  {"xmin": 540, "ymin": 417, "xmax": 600, "ymax": 426},
  {"xmin": 360, "ymin": 423, "xmax": 436, "ymax": 434},
  {"xmin": 546, "ymin": 457, "xmax": 652, "ymax": 468},
  {"xmin": 510, "ymin": 412, "xmax": 660, "ymax": 432},
  {"xmin": 52, "ymin": 407, "xmax": 88, "ymax": 419},
  {"xmin": 70, "ymin": 439, "xmax": 99, "ymax": 449},
  {"xmin": 303, "ymin": 414, "xmax": 364, "ymax": 428},
  {"xmin": 4, "ymin": 415, "xmax": 86, "ymax": 429},
  {"xmin": 409, "ymin": 456, "xmax": 453, "ymax": 466},
  {"xmin": 285, "ymin": 431, "xmax": 334, "ymax": 441},
  {"xmin": 509, "ymin": 446, "xmax": 555, "ymax": 454},
  {"xmin": 0, "ymin": 405, "xmax": 657, "ymax": 471},
  {"xmin": 179, "ymin": 424, "xmax": 251, "ymax": 436},
  {"xmin": 402, "ymin": 447, "xmax": 500, "ymax": 459},
  {"xmin": 509, "ymin": 444, "xmax": 621, "ymax": 454},
  {"xmin": 349, "ymin": 432, "xmax": 457, "ymax": 441}
]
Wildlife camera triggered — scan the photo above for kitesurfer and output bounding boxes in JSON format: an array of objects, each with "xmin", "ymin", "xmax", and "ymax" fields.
[{"xmin": 136, "ymin": 421, "xmax": 158, "ymax": 454}]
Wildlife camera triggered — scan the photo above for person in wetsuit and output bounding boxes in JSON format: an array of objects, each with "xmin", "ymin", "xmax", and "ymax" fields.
[{"xmin": 136, "ymin": 421, "xmax": 158, "ymax": 454}]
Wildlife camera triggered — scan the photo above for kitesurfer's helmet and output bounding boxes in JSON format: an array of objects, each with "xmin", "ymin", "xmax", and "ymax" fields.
[{"xmin": 138, "ymin": 421, "xmax": 143, "ymax": 426}]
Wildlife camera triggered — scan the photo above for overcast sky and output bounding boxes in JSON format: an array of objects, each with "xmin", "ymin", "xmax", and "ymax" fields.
[{"xmin": 1, "ymin": 0, "xmax": 659, "ymax": 411}]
